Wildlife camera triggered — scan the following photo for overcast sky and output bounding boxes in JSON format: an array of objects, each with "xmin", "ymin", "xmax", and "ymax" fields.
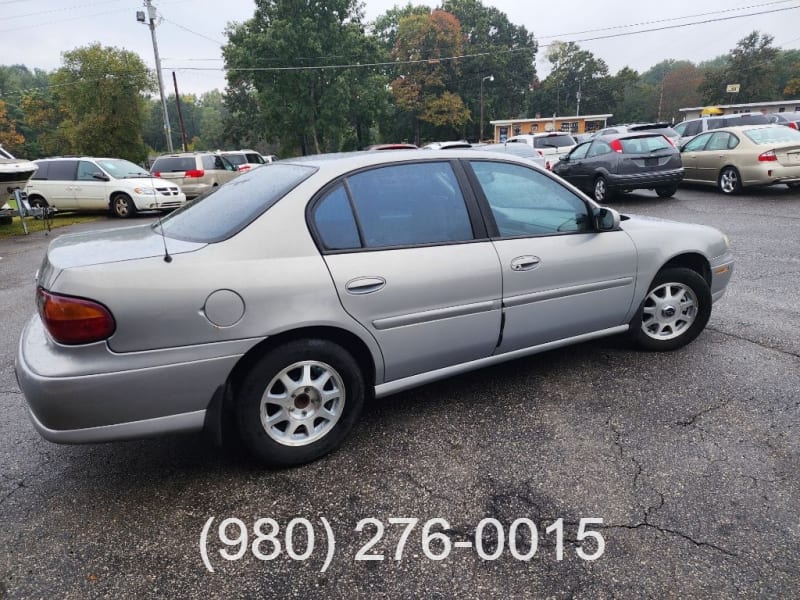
[{"xmin": 2, "ymin": 0, "xmax": 799, "ymax": 96}]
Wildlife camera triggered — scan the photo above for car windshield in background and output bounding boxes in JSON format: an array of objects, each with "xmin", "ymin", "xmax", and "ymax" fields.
[
  {"xmin": 151, "ymin": 156, "xmax": 196, "ymax": 172},
  {"xmin": 744, "ymin": 127, "xmax": 800, "ymax": 145},
  {"xmin": 619, "ymin": 136, "xmax": 672, "ymax": 153},
  {"xmin": 534, "ymin": 135, "xmax": 575, "ymax": 148},
  {"xmin": 96, "ymin": 159, "xmax": 150, "ymax": 178},
  {"xmin": 157, "ymin": 163, "xmax": 316, "ymax": 243}
]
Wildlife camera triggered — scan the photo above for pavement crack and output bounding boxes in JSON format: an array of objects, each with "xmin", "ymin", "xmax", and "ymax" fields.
[
  {"xmin": 0, "ymin": 390, "xmax": 21, "ymax": 395},
  {"xmin": 676, "ymin": 403, "xmax": 726, "ymax": 427},
  {"xmin": 707, "ymin": 326, "xmax": 800, "ymax": 360},
  {"xmin": 604, "ymin": 522, "xmax": 738, "ymax": 558}
]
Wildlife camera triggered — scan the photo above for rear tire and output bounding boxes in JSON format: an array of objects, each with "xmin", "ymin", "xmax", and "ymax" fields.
[
  {"xmin": 28, "ymin": 195, "xmax": 48, "ymax": 209},
  {"xmin": 111, "ymin": 193, "xmax": 136, "ymax": 218},
  {"xmin": 629, "ymin": 267, "xmax": 711, "ymax": 352},
  {"xmin": 656, "ymin": 185, "xmax": 678, "ymax": 198},
  {"xmin": 718, "ymin": 167, "xmax": 742, "ymax": 195},
  {"xmin": 235, "ymin": 339, "xmax": 365, "ymax": 466}
]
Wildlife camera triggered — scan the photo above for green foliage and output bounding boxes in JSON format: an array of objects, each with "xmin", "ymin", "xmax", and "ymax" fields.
[{"xmin": 50, "ymin": 44, "xmax": 154, "ymax": 162}]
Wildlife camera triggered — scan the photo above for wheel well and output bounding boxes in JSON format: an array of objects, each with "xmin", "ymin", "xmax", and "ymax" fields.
[
  {"xmin": 27, "ymin": 194, "xmax": 47, "ymax": 206},
  {"xmin": 108, "ymin": 191, "xmax": 131, "ymax": 207},
  {"xmin": 662, "ymin": 253, "xmax": 711, "ymax": 286},
  {"xmin": 226, "ymin": 326, "xmax": 377, "ymax": 398}
]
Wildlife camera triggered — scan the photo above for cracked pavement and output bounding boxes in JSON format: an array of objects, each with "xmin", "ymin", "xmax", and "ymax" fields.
[{"xmin": 1, "ymin": 186, "xmax": 799, "ymax": 599}]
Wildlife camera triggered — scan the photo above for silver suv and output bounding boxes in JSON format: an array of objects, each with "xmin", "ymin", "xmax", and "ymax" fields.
[{"xmin": 150, "ymin": 152, "xmax": 239, "ymax": 199}]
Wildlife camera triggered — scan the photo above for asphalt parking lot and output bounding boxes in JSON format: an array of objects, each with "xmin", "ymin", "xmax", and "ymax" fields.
[{"xmin": 1, "ymin": 184, "xmax": 798, "ymax": 599}]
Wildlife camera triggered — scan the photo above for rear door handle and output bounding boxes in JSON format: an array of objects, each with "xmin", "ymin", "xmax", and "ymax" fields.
[
  {"xmin": 510, "ymin": 256, "xmax": 541, "ymax": 271},
  {"xmin": 345, "ymin": 276, "xmax": 386, "ymax": 295}
]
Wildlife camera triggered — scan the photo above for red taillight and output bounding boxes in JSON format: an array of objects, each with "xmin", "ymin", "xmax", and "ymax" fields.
[
  {"xmin": 37, "ymin": 288, "xmax": 116, "ymax": 345},
  {"xmin": 152, "ymin": 171, "xmax": 161, "ymax": 177},
  {"xmin": 238, "ymin": 165, "xmax": 251, "ymax": 172},
  {"xmin": 790, "ymin": 122, "xmax": 798, "ymax": 130},
  {"xmin": 610, "ymin": 139, "xmax": 623, "ymax": 153},
  {"xmin": 185, "ymin": 169, "xmax": 205, "ymax": 178},
  {"xmin": 758, "ymin": 150, "xmax": 777, "ymax": 162}
]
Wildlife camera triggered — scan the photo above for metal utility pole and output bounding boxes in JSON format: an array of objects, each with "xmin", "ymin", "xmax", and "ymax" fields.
[
  {"xmin": 576, "ymin": 82, "xmax": 582, "ymax": 117},
  {"xmin": 140, "ymin": 0, "xmax": 173, "ymax": 152},
  {"xmin": 480, "ymin": 74, "xmax": 494, "ymax": 142}
]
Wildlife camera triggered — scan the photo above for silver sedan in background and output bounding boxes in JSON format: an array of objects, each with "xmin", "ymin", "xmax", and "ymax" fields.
[{"xmin": 16, "ymin": 150, "xmax": 733, "ymax": 466}]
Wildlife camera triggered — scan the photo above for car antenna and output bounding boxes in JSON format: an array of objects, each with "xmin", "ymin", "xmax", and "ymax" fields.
[{"xmin": 157, "ymin": 213, "xmax": 172, "ymax": 263}]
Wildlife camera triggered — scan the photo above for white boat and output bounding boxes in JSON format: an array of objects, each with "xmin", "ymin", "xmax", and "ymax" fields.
[{"xmin": 0, "ymin": 145, "xmax": 38, "ymax": 199}]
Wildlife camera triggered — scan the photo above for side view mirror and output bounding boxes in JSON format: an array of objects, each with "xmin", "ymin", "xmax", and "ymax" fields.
[
  {"xmin": 92, "ymin": 173, "xmax": 110, "ymax": 181},
  {"xmin": 594, "ymin": 207, "xmax": 620, "ymax": 231},
  {"xmin": 561, "ymin": 155, "xmax": 570, "ymax": 163}
]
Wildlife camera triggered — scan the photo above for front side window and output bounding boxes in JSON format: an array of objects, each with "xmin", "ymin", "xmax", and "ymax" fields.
[
  {"xmin": 706, "ymin": 132, "xmax": 738, "ymax": 151},
  {"xmin": 470, "ymin": 161, "xmax": 590, "ymax": 237},
  {"xmin": 569, "ymin": 143, "xmax": 591, "ymax": 160},
  {"xmin": 345, "ymin": 162, "xmax": 474, "ymax": 248},
  {"xmin": 77, "ymin": 161, "xmax": 104, "ymax": 181}
]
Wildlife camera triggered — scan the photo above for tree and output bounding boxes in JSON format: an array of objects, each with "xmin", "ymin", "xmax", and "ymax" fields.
[
  {"xmin": 441, "ymin": 0, "xmax": 536, "ymax": 140},
  {"xmin": 224, "ymin": 0, "xmax": 387, "ymax": 155},
  {"xmin": 0, "ymin": 99, "xmax": 24, "ymax": 151},
  {"xmin": 700, "ymin": 31, "xmax": 779, "ymax": 104},
  {"xmin": 641, "ymin": 60, "xmax": 702, "ymax": 122},
  {"xmin": 49, "ymin": 44, "xmax": 154, "ymax": 162},
  {"xmin": 390, "ymin": 10, "xmax": 470, "ymax": 143}
]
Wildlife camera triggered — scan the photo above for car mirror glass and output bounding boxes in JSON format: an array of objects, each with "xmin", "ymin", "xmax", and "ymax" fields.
[{"xmin": 595, "ymin": 207, "xmax": 620, "ymax": 231}]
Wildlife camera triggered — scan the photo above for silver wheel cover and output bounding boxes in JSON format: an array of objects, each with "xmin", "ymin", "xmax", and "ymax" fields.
[
  {"xmin": 720, "ymin": 169, "xmax": 738, "ymax": 193},
  {"xmin": 641, "ymin": 282, "xmax": 699, "ymax": 341},
  {"xmin": 259, "ymin": 360, "xmax": 346, "ymax": 447}
]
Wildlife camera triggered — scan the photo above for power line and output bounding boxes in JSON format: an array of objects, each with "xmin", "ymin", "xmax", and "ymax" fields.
[
  {"xmin": 4, "ymin": 0, "xmax": 129, "ymax": 21},
  {"xmin": 160, "ymin": 16, "xmax": 225, "ymax": 46}
]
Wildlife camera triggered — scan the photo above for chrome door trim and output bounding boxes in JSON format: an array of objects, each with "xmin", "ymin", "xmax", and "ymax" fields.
[
  {"xmin": 372, "ymin": 299, "xmax": 501, "ymax": 331},
  {"xmin": 503, "ymin": 277, "xmax": 634, "ymax": 308}
]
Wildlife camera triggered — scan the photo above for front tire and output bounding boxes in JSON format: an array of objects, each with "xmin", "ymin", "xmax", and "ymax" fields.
[
  {"xmin": 235, "ymin": 339, "xmax": 365, "ymax": 466},
  {"xmin": 629, "ymin": 267, "xmax": 711, "ymax": 351},
  {"xmin": 656, "ymin": 185, "xmax": 678, "ymax": 198},
  {"xmin": 111, "ymin": 193, "xmax": 136, "ymax": 218},
  {"xmin": 593, "ymin": 176, "xmax": 613, "ymax": 202},
  {"xmin": 718, "ymin": 167, "xmax": 742, "ymax": 195}
]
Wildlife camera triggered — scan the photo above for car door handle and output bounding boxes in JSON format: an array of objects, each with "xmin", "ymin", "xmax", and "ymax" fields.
[
  {"xmin": 345, "ymin": 276, "xmax": 386, "ymax": 295},
  {"xmin": 510, "ymin": 256, "xmax": 541, "ymax": 271}
]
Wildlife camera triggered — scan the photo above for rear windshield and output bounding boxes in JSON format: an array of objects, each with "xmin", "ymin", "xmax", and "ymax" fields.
[
  {"xmin": 157, "ymin": 163, "xmax": 317, "ymax": 243},
  {"xmin": 744, "ymin": 127, "xmax": 800, "ymax": 145},
  {"xmin": 222, "ymin": 153, "xmax": 246, "ymax": 166},
  {"xmin": 151, "ymin": 156, "xmax": 196, "ymax": 173},
  {"xmin": 619, "ymin": 136, "xmax": 672, "ymax": 153},
  {"xmin": 534, "ymin": 135, "xmax": 575, "ymax": 149}
]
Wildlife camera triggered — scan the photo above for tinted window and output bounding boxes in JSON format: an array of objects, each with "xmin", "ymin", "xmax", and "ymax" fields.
[
  {"xmin": 534, "ymin": 134, "xmax": 575, "ymax": 149},
  {"xmin": 246, "ymin": 153, "xmax": 265, "ymax": 164},
  {"xmin": 569, "ymin": 142, "xmax": 590, "ymax": 159},
  {"xmin": 620, "ymin": 136, "xmax": 671, "ymax": 153},
  {"xmin": 684, "ymin": 121, "xmax": 702, "ymax": 137},
  {"xmin": 151, "ymin": 156, "xmax": 196, "ymax": 173},
  {"xmin": 470, "ymin": 161, "xmax": 589, "ymax": 237},
  {"xmin": 32, "ymin": 161, "xmax": 50, "ymax": 180},
  {"xmin": 313, "ymin": 185, "xmax": 361, "ymax": 250},
  {"xmin": 587, "ymin": 140, "xmax": 611, "ymax": 157},
  {"xmin": 222, "ymin": 153, "xmax": 246, "ymax": 166},
  {"xmin": 346, "ymin": 162, "xmax": 474, "ymax": 248},
  {"xmin": 47, "ymin": 160, "xmax": 78, "ymax": 181},
  {"xmin": 728, "ymin": 114, "xmax": 769, "ymax": 126},
  {"xmin": 159, "ymin": 164, "xmax": 316, "ymax": 243},
  {"xmin": 683, "ymin": 133, "xmax": 711, "ymax": 151}
]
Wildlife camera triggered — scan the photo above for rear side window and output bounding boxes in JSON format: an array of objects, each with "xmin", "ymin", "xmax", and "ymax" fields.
[
  {"xmin": 159, "ymin": 163, "xmax": 317, "ymax": 243},
  {"xmin": 46, "ymin": 160, "xmax": 78, "ymax": 181},
  {"xmin": 32, "ymin": 161, "xmax": 50, "ymax": 180},
  {"xmin": 347, "ymin": 162, "xmax": 474, "ymax": 248},
  {"xmin": 729, "ymin": 114, "xmax": 769, "ymax": 126},
  {"xmin": 313, "ymin": 185, "xmax": 361, "ymax": 250},
  {"xmin": 151, "ymin": 157, "xmax": 196, "ymax": 173}
]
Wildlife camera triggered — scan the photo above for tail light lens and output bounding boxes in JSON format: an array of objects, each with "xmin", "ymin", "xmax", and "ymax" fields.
[
  {"xmin": 758, "ymin": 150, "xmax": 777, "ymax": 162},
  {"xmin": 152, "ymin": 171, "xmax": 161, "ymax": 177},
  {"xmin": 238, "ymin": 165, "xmax": 251, "ymax": 172},
  {"xmin": 789, "ymin": 122, "xmax": 798, "ymax": 130},
  {"xmin": 610, "ymin": 139, "xmax": 623, "ymax": 153},
  {"xmin": 185, "ymin": 169, "xmax": 205, "ymax": 178},
  {"xmin": 37, "ymin": 288, "xmax": 116, "ymax": 345}
]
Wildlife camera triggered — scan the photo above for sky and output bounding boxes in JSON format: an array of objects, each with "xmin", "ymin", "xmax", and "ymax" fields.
[{"xmin": 2, "ymin": 0, "xmax": 799, "ymax": 96}]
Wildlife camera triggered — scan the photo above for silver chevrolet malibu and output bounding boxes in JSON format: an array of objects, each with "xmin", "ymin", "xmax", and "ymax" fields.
[{"xmin": 16, "ymin": 150, "xmax": 734, "ymax": 466}]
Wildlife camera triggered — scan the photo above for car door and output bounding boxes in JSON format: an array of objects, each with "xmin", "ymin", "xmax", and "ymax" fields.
[
  {"xmin": 312, "ymin": 160, "xmax": 503, "ymax": 382},
  {"xmin": 30, "ymin": 159, "xmax": 79, "ymax": 210},
  {"xmin": 695, "ymin": 131, "xmax": 738, "ymax": 183},
  {"xmin": 74, "ymin": 160, "xmax": 109, "ymax": 209},
  {"xmin": 465, "ymin": 159, "xmax": 637, "ymax": 353},
  {"xmin": 679, "ymin": 132, "xmax": 713, "ymax": 182},
  {"xmin": 553, "ymin": 142, "xmax": 591, "ymax": 190}
]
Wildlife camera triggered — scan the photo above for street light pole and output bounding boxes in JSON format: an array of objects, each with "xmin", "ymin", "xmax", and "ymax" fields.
[
  {"xmin": 140, "ymin": 0, "xmax": 173, "ymax": 152},
  {"xmin": 480, "ymin": 74, "xmax": 494, "ymax": 142}
]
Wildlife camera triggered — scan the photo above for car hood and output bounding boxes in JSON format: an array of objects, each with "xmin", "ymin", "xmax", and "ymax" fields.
[
  {"xmin": 39, "ymin": 224, "xmax": 206, "ymax": 288},
  {"xmin": 619, "ymin": 213, "xmax": 729, "ymax": 259}
]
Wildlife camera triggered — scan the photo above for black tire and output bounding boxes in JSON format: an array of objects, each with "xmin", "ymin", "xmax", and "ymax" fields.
[
  {"xmin": 629, "ymin": 267, "xmax": 711, "ymax": 352},
  {"xmin": 718, "ymin": 167, "xmax": 742, "ymax": 195},
  {"xmin": 656, "ymin": 185, "xmax": 678, "ymax": 198},
  {"xmin": 28, "ymin": 195, "xmax": 48, "ymax": 209},
  {"xmin": 235, "ymin": 339, "xmax": 365, "ymax": 466},
  {"xmin": 593, "ymin": 176, "xmax": 614, "ymax": 202},
  {"xmin": 111, "ymin": 193, "xmax": 136, "ymax": 218}
]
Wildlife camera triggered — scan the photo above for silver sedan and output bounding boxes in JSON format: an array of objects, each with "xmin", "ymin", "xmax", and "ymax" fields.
[{"xmin": 16, "ymin": 150, "xmax": 734, "ymax": 466}]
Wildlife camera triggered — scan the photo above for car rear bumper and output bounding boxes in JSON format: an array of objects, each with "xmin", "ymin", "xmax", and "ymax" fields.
[
  {"xmin": 15, "ymin": 316, "xmax": 257, "ymax": 443},
  {"xmin": 608, "ymin": 168, "xmax": 684, "ymax": 190}
]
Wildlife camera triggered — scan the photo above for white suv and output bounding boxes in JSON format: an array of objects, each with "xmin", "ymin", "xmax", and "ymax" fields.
[
  {"xmin": 26, "ymin": 157, "xmax": 186, "ymax": 218},
  {"xmin": 506, "ymin": 132, "xmax": 577, "ymax": 168}
]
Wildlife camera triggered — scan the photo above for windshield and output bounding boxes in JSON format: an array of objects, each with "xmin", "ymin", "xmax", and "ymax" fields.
[
  {"xmin": 96, "ymin": 158, "xmax": 150, "ymax": 178},
  {"xmin": 744, "ymin": 127, "xmax": 800, "ymax": 145},
  {"xmin": 156, "ymin": 163, "xmax": 317, "ymax": 243}
]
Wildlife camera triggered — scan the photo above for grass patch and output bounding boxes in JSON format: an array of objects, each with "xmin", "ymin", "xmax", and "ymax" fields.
[{"xmin": 0, "ymin": 198, "xmax": 104, "ymax": 239}]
